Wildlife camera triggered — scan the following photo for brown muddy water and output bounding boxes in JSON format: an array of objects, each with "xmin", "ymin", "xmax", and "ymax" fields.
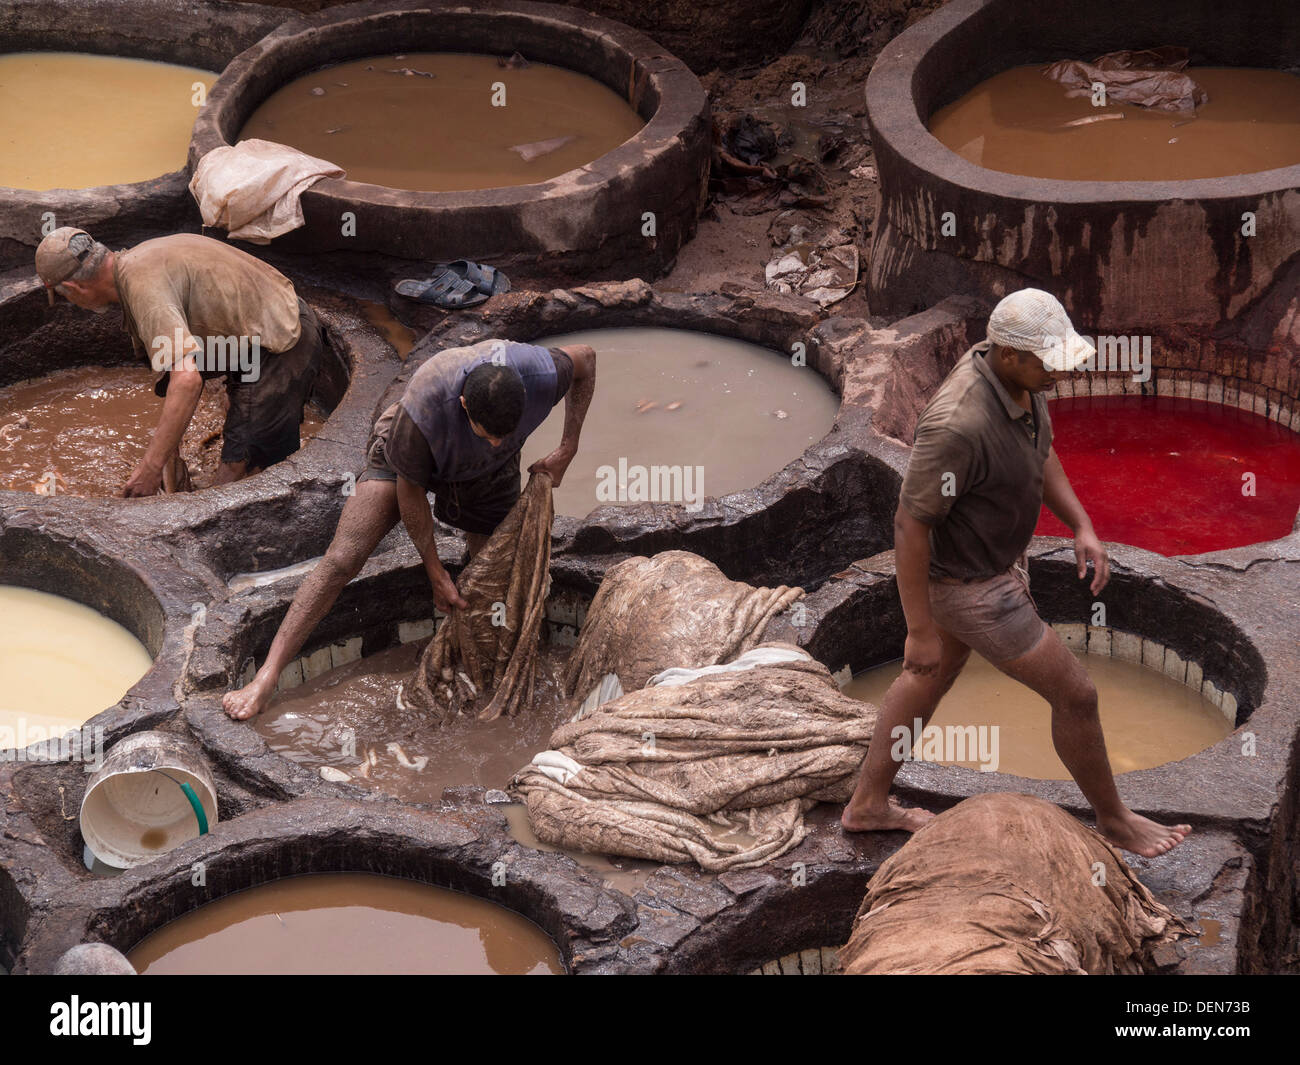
[
  {"xmin": 929, "ymin": 65, "xmax": 1300, "ymax": 180},
  {"xmin": 0, "ymin": 366, "xmax": 326, "ymax": 496},
  {"xmin": 128, "ymin": 872, "xmax": 562, "ymax": 974},
  {"xmin": 239, "ymin": 53, "xmax": 644, "ymax": 191}
]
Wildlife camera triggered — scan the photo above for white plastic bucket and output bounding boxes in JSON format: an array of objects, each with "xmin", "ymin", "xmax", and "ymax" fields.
[{"xmin": 79, "ymin": 731, "xmax": 218, "ymax": 869}]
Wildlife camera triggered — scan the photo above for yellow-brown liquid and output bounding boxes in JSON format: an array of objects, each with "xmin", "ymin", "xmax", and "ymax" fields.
[
  {"xmin": 0, "ymin": 586, "xmax": 153, "ymax": 739},
  {"xmin": 239, "ymin": 53, "xmax": 644, "ymax": 191},
  {"xmin": 520, "ymin": 328, "xmax": 839, "ymax": 517},
  {"xmin": 842, "ymin": 650, "xmax": 1231, "ymax": 779},
  {"xmin": 0, "ymin": 366, "xmax": 326, "ymax": 497},
  {"xmin": 929, "ymin": 65, "xmax": 1300, "ymax": 180},
  {"xmin": 0, "ymin": 52, "xmax": 215, "ymax": 189},
  {"xmin": 128, "ymin": 873, "xmax": 562, "ymax": 974}
]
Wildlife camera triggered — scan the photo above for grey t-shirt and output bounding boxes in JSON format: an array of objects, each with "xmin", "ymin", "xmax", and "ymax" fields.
[{"xmin": 898, "ymin": 342, "xmax": 1054, "ymax": 580}]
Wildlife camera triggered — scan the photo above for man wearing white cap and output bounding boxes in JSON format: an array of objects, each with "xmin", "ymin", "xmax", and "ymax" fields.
[{"xmin": 842, "ymin": 288, "xmax": 1191, "ymax": 858}]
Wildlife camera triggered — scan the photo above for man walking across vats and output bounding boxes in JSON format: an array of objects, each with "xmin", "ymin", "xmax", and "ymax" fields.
[
  {"xmin": 224, "ymin": 336, "xmax": 596, "ymax": 720},
  {"xmin": 35, "ymin": 228, "xmax": 322, "ymax": 496},
  {"xmin": 841, "ymin": 289, "xmax": 1191, "ymax": 858}
]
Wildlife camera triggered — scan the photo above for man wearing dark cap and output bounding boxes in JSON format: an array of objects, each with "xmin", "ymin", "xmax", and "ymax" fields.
[
  {"xmin": 35, "ymin": 227, "xmax": 322, "ymax": 496},
  {"xmin": 224, "ymin": 336, "xmax": 596, "ymax": 720},
  {"xmin": 841, "ymin": 289, "xmax": 1191, "ymax": 858}
]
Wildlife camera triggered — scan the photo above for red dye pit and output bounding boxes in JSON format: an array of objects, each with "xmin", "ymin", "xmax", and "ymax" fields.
[{"xmin": 1037, "ymin": 395, "xmax": 1300, "ymax": 556}]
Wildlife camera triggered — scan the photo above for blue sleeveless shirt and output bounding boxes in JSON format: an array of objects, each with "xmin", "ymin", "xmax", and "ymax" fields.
[{"xmin": 399, "ymin": 339, "xmax": 558, "ymax": 483}]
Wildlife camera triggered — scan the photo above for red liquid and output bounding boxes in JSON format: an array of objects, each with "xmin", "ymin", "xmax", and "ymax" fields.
[{"xmin": 1037, "ymin": 396, "xmax": 1300, "ymax": 556}]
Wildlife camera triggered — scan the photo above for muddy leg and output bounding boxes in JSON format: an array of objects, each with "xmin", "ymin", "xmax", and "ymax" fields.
[
  {"xmin": 995, "ymin": 627, "xmax": 1191, "ymax": 857},
  {"xmin": 223, "ymin": 480, "xmax": 400, "ymax": 720},
  {"xmin": 842, "ymin": 627, "xmax": 970, "ymax": 833}
]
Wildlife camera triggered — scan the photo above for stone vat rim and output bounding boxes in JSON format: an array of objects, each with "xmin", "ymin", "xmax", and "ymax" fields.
[
  {"xmin": 864, "ymin": 0, "xmax": 1300, "ymax": 205},
  {"xmin": 190, "ymin": 0, "xmax": 709, "ymax": 210}
]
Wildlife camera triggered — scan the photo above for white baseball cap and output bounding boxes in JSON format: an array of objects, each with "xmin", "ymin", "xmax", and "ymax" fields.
[{"xmin": 987, "ymin": 289, "xmax": 1095, "ymax": 372}]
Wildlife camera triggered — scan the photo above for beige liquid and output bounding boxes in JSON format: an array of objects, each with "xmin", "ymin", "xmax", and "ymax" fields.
[
  {"xmin": 842, "ymin": 650, "xmax": 1232, "ymax": 779},
  {"xmin": 128, "ymin": 872, "xmax": 562, "ymax": 974},
  {"xmin": 929, "ymin": 65, "xmax": 1300, "ymax": 180},
  {"xmin": 0, "ymin": 52, "xmax": 215, "ymax": 189},
  {"xmin": 239, "ymin": 53, "xmax": 644, "ymax": 192},
  {"xmin": 521, "ymin": 328, "xmax": 839, "ymax": 517},
  {"xmin": 254, "ymin": 641, "xmax": 572, "ymax": 806},
  {"xmin": 0, "ymin": 585, "xmax": 153, "ymax": 739},
  {"xmin": 0, "ymin": 366, "xmax": 326, "ymax": 497}
]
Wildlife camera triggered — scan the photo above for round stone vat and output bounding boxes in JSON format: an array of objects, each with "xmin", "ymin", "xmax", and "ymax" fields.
[
  {"xmin": 0, "ymin": 519, "xmax": 176, "ymax": 756},
  {"xmin": 191, "ymin": 0, "xmax": 711, "ymax": 282},
  {"xmin": 182, "ymin": 541, "xmax": 604, "ymax": 806},
  {"xmin": 10, "ymin": 799, "xmax": 633, "ymax": 974},
  {"xmin": 396, "ymin": 282, "xmax": 909, "ymax": 590},
  {"xmin": 0, "ymin": 0, "xmax": 292, "ymax": 270},
  {"xmin": 764, "ymin": 543, "xmax": 1291, "ymax": 827},
  {"xmin": 864, "ymin": 0, "xmax": 1300, "ymax": 336},
  {"xmin": 0, "ymin": 276, "xmax": 405, "ymax": 577}
]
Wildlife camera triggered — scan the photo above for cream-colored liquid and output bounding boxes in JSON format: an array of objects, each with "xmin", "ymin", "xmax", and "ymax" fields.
[
  {"xmin": 521, "ymin": 328, "xmax": 839, "ymax": 517},
  {"xmin": 929, "ymin": 65, "xmax": 1300, "ymax": 180},
  {"xmin": 0, "ymin": 585, "xmax": 153, "ymax": 739},
  {"xmin": 842, "ymin": 650, "xmax": 1231, "ymax": 779},
  {"xmin": 0, "ymin": 52, "xmax": 215, "ymax": 189},
  {"xmin": 239, "ymin": 53, "xmax": 644, "ymax": 191},
  {"xmin": 128, "ymin": 872, "xmax": 562, "ymax": 974}
]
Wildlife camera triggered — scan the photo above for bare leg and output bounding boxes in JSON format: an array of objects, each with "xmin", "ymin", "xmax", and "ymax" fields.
[
  {"xmin": 842, "ymin": 628, "xmax": 971, "ymax": 833},
  {"xmin": 223, "ymin": 480, "xmax": 400, "ymax": 720},
  {"xmin": 994, "ymin": 627, "xmax": 1192, "ymax": 858}
]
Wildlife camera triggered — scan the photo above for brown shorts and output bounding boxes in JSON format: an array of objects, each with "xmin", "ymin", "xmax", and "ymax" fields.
[
  {"xmin": 928, "ymin": 556, "xmax": 1047, "ymax": 664},
  {"xmin": 221, "ymin": 299, "xmax": 323, "ymax": 469},
  {"xmin": 359, "ymin": 404, "xmax": 521, "ymax": 535}
]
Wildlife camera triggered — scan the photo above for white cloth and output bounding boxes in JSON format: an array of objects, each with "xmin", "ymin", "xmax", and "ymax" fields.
[
  {"xmin": 189, "ymin": 139, "xmax": 344, "ymax": 244},
  {"xmin": 647, "ymin": 645, "xmax": 811, "ymax": 688}
]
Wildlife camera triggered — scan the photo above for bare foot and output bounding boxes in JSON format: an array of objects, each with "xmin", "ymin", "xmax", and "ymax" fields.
[
  {"xmin": 1098, "ymin": 811, "xmax": 1192, "ymax": 858},
  {"xmin": 841, "ymin": 799, "xmax": 936, "ymax": 833},
  {"xmin": 223, "ymin": 674, "xmax": 275, "ymax": 721}
]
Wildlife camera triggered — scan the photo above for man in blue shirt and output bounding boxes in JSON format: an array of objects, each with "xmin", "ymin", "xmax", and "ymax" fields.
[{"xmin": 225, "ymin": 337, "xmax": 595, "ymax": 720}]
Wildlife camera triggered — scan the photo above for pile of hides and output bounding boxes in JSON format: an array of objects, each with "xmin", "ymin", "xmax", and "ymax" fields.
[
  {"xmin": 512, "ymin": 644, "xmax": 877, "ymax": 871},
  {"xmin": 561, "ymin": 550, "xmax": 804, "ymax": 698},
  {"xmin": 765, "ymin": 241, "xmax": 859, "ymax": 306},
  {"xmin": 1043, "ymin": 47, "xmax": 1208, "ymax": 113},
  {"xmin": 840, "ymin": 793, "xmax": 1197, "ymax": 975},
  {"xmin": 189, "ymin": 139, "xmax": 344, "ymax": 243},
  {"xmin": 397, "ymin": 472, "xmax": 553, "ymax": 724}
]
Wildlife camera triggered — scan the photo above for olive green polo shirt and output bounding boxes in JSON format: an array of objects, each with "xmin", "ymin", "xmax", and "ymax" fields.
[{"xmin": 899, "ymin": 342, "xmax": 1054, "ymax": 580}]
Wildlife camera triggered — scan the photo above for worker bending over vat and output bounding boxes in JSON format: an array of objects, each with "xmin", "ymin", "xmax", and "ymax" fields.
[
  {"xmin": 224, "ymin": 337, "xmax": 596, "ymax": 720},
  {"xmin": 35, "ymin": 228, "xmax": 322, "ymax": 496}
]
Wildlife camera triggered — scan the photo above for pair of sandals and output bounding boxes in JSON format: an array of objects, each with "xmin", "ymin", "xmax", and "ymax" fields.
[{"xmin": 395, "ymin": 259, "xmax": 511, "ymax": 309}]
